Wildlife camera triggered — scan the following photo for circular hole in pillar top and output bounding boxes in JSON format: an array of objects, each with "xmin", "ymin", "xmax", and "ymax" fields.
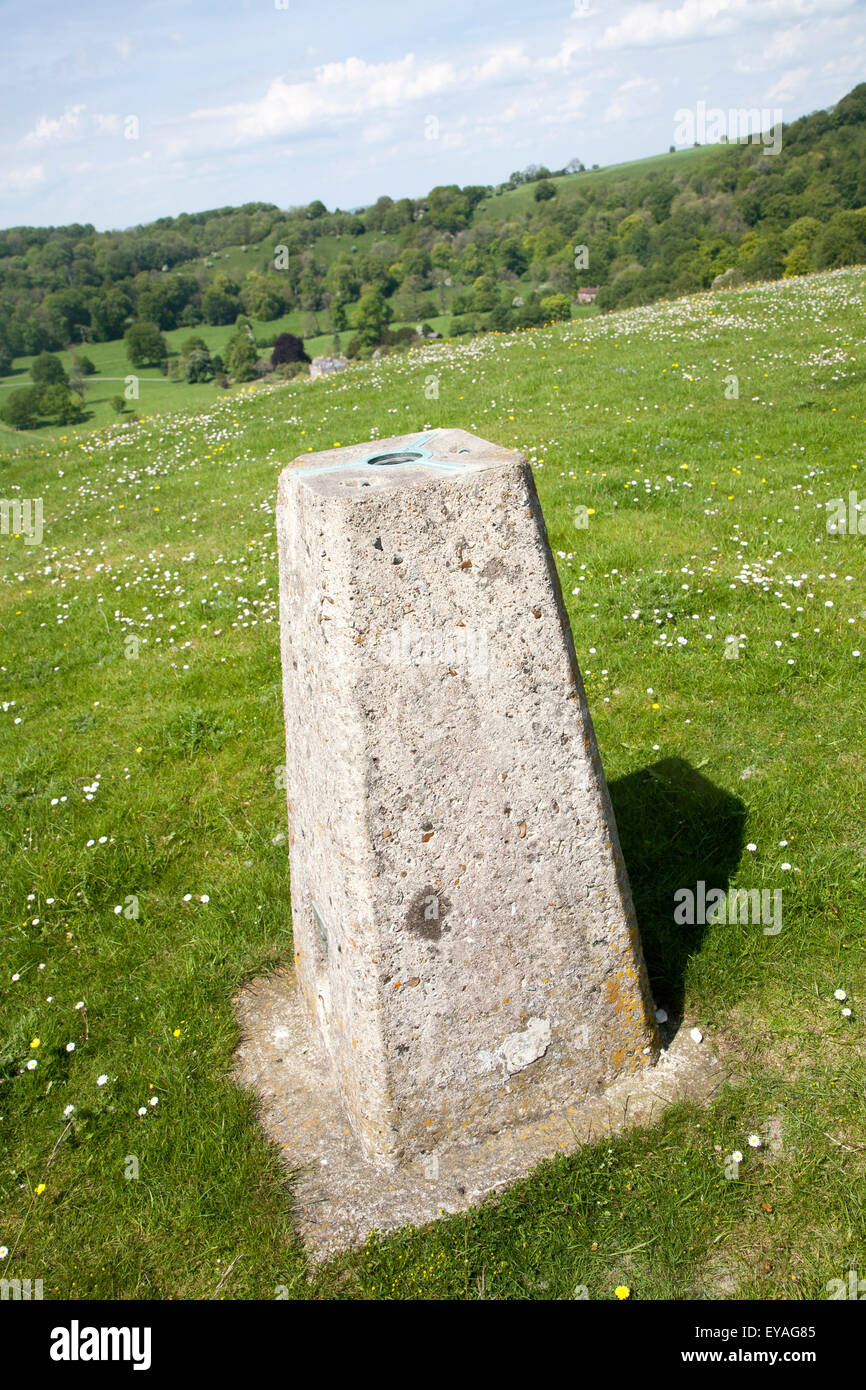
[{"xmin": 367, "ymin": 451, "xmax": 424, "ymax": 466}]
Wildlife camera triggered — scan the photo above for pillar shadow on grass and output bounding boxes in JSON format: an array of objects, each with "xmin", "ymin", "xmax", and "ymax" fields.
[{"xmin": 608, "ymin": 757, "xmax": 747, "ymax": 1017}]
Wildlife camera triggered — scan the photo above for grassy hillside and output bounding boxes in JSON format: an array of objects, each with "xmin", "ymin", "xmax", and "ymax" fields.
[
  {"xmin": 0, "ymin": 266, "xmax": 864, "ymax": 1300},
  {"xmin": 3, "ymin": 83, "xmax": 866, "ymax": 426}
]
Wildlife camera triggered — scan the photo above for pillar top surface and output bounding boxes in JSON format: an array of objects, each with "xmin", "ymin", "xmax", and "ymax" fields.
[{"xmin": 279, "ymin": 427, "xmax": 525, "ymax": 500}]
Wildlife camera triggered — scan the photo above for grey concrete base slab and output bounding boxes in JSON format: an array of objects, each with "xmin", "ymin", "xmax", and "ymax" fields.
[{"xmin": 234, "ymin": 969, "xmax": 727, "ymax": 1262}]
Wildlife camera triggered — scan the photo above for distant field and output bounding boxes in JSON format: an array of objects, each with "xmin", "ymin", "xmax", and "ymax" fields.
[
  {"xmin": 472, "ymin": 145, "xmax": 713, "ymax": 222},
  {"xmin": 1, "ymin": 266, "xmax": 863, "ymax": 1301},
  {"xmin": 0, "ymin": 309, "xmax": 454, "ymax": 440}
]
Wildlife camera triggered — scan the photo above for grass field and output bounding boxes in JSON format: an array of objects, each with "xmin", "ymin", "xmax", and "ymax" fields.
[{"xmin": 0, "ymin": 266, "xmax": 864, "ymax": 1300}]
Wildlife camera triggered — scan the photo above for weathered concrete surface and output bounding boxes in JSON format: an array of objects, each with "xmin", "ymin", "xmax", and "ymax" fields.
[
  {"xmin": 273, "ymin": 428, "xmax": 661, "ymax": 1172},
  {"xmin": 234, "ymin": 969, "xmax": 725, "ymax": 1261}
]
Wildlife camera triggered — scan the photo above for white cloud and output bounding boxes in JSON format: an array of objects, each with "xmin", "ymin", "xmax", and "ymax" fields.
[
  {"xmin": 539, "ymin": 34, "xmax": 590, "ymax": 69},
  {"xmin": 22, "ymin": 104, "xmax": 85, "ymax": 145},
  {"xmin": 764, "ymin": 66, "xmax": 811, "ymax": 102},
  {"xmin": 736, "ymin": 25, "xmax": 808, "ymax": 72},
  {"xmin": 598, "ymin": 0, "xmax": 855, "ymax": 51},
  {"xmin": 194, "ymin": 54, "xmax": 460, "ymax": 144},
  {"xmin": 471, "ymin": 46, "xmax": 531, "ymax": 83},
  {"xmin": 604, "ymin": 75, "xmax": 663, "ymax": 122}
]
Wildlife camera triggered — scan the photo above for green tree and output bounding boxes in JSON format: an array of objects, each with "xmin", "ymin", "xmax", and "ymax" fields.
[
  {"xmin": 202, "ymin": 274, "xmax": 242, "ymax": 325},
  {"xmin": 183, "ymin": 348, "xmax": 215, "ymax": 383},
  {"xmin": 30, "ymin": 352, "xmax": 68, "ymax": 387},
  {"xmin": 353, "ymin": 290, "xmax": 392, "ymax": 348},
  {"xmin": 0, "ymin": 386, "xmax": 41, "ymax": 428},
  {"xmin": 534, "ymin": 179, "xmax": 557, "ymax": 202},
  {"xmin": 240, "ymin": 273, "xmax": 283, "ymax": 320},
  {"xmin": 499, "ymin": 237, "xmax": 528, "ymax": 276},
  {"xmin": 38, "ymin": 383, "xmax": 84, "ymax": 424},
  {"xmin": 225, "ymin": 329, "xmax": 258, "ymax": 381},
  {"xmin": 540, "ymin": 293, "xmax": 572, "ymax": 321},
  {"xmin": 89, "ymin": 287, "xmax": 131, "ymax": 342},
  {"xmin": 124, "ymin": 322, "xmax": 167, "ymax": 368},
  {"xmin": 471, "ymin": 274, "xmax": 498, "ymax": 313},
  {"xmin": 816, "ymin": 209, "xmax": 866, "ymax": 269},
  {"xmin": 783, "ymin": 243, "xmax": 812, "ymax": 277}
]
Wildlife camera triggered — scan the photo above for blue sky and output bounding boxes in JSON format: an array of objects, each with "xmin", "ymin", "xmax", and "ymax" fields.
[{"xmin": 1, "ymin": 0, "xmax": 864, "ymax": 230}]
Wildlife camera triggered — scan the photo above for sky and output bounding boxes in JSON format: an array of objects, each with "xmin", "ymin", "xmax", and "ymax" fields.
[{"xmin": 1, "ymin": 0, "xmax": 864, "ymax": 231}]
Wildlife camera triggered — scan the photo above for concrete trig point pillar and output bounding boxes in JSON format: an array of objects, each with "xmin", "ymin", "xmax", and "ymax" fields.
[{"xmin": 274, "ymin": 427, "xmax": 659, "ymax": 1176}]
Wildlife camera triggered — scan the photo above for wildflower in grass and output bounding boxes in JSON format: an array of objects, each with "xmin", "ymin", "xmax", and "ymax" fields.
[
  {"xmin": 732, "ymin": 1150, "xmax": 744, "ymax": 1164},
  {"xmin": 183, "ymin": 893, "xmax": 192, "ymax": 901},
  {"xmin": 64, "ymin": 1105, "xmax": 75, "ymax": 1117},
  {"xmin": 26, "ymin": 1059, "xmax": 37, "ymax": 1070},
  {"xmin": 746, "ymin": 843, "xmax": 757, "ymax": 852},
  {"xmin": 113, "ymin": 905, "xmax": 122, "ymax": 915},
  {"xmin": 66, "ymin": 1042, "xmax": 75, "ymax": 1052},
  {"xmin": 841, "ymin": 1007, "xmax": 852, "ymax": 1018},
  {"xmin": 615, "ymin": 1286, "xmax": 631, "ymax": 1299},
  {"xmin": 834, "ymin": 989, "xmax": 847, "ymax": 1001},
  {"xmin": 173, "ymin": 1028, "xmax": 181, "ymax": 1038},
  {"xmin": 96, "ymin": 1074, "xmax": 108, "ymax": 1087},
  {"xmin": 11, "ymin": 973, "xmax": 19, "ymax": 982},
  {"xmin": 137, "ymin": 1107, "xmax": 147, "ymax": 1116},
  {"xmin": 748, "ymin": 1134, "xmax": 761, "ymax": 1148},
  {"xmin": 30, "ymin": 1038, "xmax": 40, "ymax": 1049},
  {"xmin": 75, "ymin": 1001, "xmax": 85, "ymax": 1010},
  {"xmin": 0, "ymin": 1246, "xmax": 8, "ymax": 1259},
  {"xmin": 34, "ymin": 1184, "xmax": 46, "ymax": 1196},
  {"xmin": 200, "ymin": 894, "xmax": 210, "ymax": 903},
  {"xmin": 149, "ymin": 1096, "xmax": 158, "ymax": 1107}
]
